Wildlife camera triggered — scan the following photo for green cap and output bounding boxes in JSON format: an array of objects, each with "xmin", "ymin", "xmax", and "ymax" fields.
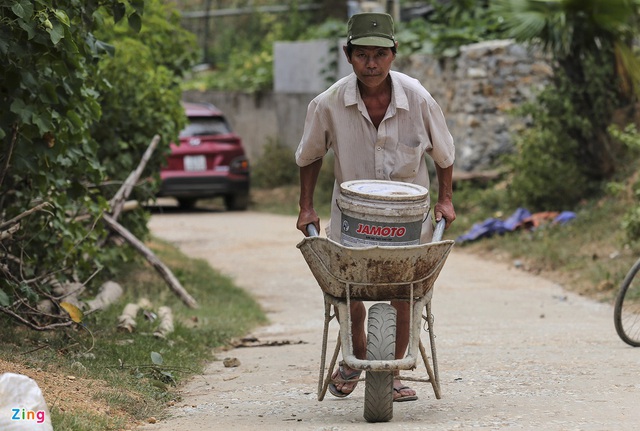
[{"xmin": 347, "ymin": 13, "xmax": 395, "ymax": 48}]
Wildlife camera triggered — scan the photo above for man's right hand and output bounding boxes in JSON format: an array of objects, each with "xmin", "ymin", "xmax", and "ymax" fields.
[{"xmin": 297, "ymin": 208, "xmax": 320, "ymax": 236}]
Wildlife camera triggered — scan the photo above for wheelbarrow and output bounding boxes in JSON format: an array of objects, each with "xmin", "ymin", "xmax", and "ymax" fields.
[{"xmin": 296, "ymin": 219, "xmax": 454, "ymax": 423}]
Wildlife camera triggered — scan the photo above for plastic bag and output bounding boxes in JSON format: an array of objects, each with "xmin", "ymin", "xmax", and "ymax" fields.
[{"xmin": 0, "ymin": 373, "xmax": 53, "ymax": 430}]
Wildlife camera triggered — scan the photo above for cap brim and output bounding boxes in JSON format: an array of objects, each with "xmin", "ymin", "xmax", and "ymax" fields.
[{"xmin": 351, "ymin": 36, "xmax": 395, "ymax": 48}]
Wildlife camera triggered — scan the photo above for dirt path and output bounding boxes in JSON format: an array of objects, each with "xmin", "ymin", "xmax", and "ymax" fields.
[{"xmin": 139, "ymin": 209, "xmax": 640, "ymax": 431}]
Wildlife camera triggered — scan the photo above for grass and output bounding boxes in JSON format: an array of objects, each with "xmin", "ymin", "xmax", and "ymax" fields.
[
  {"xmin": 0, "ymin": 237, "xmax": 267, "ymax": 430},
  {"xmin": 438, "ymin": 181, "xmax": 640, "ymax": 304}
]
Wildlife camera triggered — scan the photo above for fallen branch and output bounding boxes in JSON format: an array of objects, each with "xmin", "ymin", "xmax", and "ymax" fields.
[
  {"xmin": 0, "ymin": 201, "xmax": 52, "ymax": 231},
  {"xmin": 102, "ymin": 213, "xmax": 198, "ymax": 309},
  {"xmin": 0, "ymin": 305, "xmax": 74, "ymax": 331},
  {"xmin": 109, "ymin": 134, "xmax": 160, "ymax": 220},
  {"xmin": 85, "ymin": 281, "xmax": 123, "ymax": 311},
  {"xmin": 117, "ymin": 303, "xmax": 141, "ymax": 333},
  {"xmin": 0, "ymin": 124, "xmax": 17, "ymax": 191},
  {"xmin": 0, "ymin": 223, "xmax": 20, "ymax": 242},
  {"xmin": 153, "ymin": 306, "xmax": 174, "ymax": 339}
]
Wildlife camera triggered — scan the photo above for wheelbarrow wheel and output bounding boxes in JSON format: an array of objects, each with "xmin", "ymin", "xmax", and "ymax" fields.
[{"xmin": 364, "ymin": 303, "xmax": 396, "ymax": 423}]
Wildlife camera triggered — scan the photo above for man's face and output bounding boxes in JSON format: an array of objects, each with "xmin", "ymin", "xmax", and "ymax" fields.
[{"xmin": 345, "ymin": 45, "xmax": 396, "ymax": 89}]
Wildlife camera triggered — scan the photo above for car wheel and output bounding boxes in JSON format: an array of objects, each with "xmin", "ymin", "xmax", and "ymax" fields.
[
  {"xmin": 224, "ymin": 192, "xmax": 249, "ymax": 211},
  {"xmin": 177, "ymin": 198, "xmax": 197, "ymax": 210}
]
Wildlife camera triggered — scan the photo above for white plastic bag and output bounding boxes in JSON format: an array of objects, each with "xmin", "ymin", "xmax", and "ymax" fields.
[{"xmin": 0, "ymin": 373, "xmax": 53, "ymax": 430}]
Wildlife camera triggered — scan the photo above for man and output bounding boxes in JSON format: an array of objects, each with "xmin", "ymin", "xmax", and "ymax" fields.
[{"xmin": 295, "ymin": 12, "xmax": 456, "ymax": 402}]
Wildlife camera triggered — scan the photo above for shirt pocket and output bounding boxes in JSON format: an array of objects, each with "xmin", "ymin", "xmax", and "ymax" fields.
[{"xmin": 390, "ymin": 141, "xmax": 423, "ymax": 181}]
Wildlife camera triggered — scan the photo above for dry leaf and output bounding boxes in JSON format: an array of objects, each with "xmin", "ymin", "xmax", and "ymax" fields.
[{"xmin": 60, "ymin": 301, "xmax": 83, "ymax": 323}]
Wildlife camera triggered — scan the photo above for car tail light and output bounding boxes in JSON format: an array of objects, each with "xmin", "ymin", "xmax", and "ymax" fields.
[{"xmin": 230, "ymin": 156, "xmax": 249, "ymax": 174}]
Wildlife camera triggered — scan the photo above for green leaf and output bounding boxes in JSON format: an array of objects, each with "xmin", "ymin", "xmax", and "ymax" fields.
[
  {"xmin": 31, "ymin": 111, "xmax": 52, "ymax": 134},
  {"xmin": 0, "ymin": 128, "xmax": 6, "ymax": 140},
  {"xmin": 53, "ymin": 9, "xmax": 70, "ymax": 27},
  {"xmin": 17, "ymin": 19, "xmax": 36, "ymax": 40},
  {"xmin": 10, "ymin": 98, "xmax": 31, "ymax": 123},
  {"xmin": 49, "ymin": 22, "xmax": 64, "ymax": 45},
  {"xmin": 131, "ymin": 0, "xmax": 145, "ymax": 15},
  {"xmin": 11, "ymin": 0, "xmax": 33, "ymax": 19},
  {"xmin": 0, "ymin": 289, "xmax": 9, "ymax": 307},
  {"xmin": 128, "ymin": 13, "xmax": 142, "ymax": 33},
  {"xmin": 113, "ymin": 2, "xmax": 126, "ymax": 23},
  {"xmin": 95, "ymin": 40, "xmax": 116, "ymax": 57},
  {"xmin": 0, "ymin": 36, "xmax": 8, "ymax": 55},
  {"xmin": 150, "ymin": 351, "xmax": 163, "ymax": 365},
  {"xmin": 67, "ymin": 110, "xmax": 83, "ymax": 129}
]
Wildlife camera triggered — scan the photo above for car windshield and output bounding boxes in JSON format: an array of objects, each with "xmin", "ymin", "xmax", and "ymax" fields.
[{"xmin": 180, "ymin": 117, "xmax": 231, "ymax": 137}]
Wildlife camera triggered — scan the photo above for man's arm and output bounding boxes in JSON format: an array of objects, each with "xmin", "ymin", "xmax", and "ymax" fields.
[
  {"xmin": 296, "ymin": 158, "xmax": 323, "ymax": 235},
  {"xmin": 434, "ymin": 164, "xmax": 456, "ymax": 229}
]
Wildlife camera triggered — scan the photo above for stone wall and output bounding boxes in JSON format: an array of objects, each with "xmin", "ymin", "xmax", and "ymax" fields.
[
  {"xmin": 396, "ymin": 40, "xmax": 551, "ymax": 170},
  {"xmin": 182, "ymin": 39, "xmax": 552, "ymax": 172}
]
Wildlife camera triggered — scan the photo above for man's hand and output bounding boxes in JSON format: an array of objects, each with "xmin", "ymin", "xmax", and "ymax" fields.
[
  {"xmin": 297, "ymin": 208, "xmax": 320, "ymax": 236},
  {"xmin": 434, "ymin": 164, "xmax": 455, "ymax": 229},
  {"xmin": 434, "ymin": 199, "xmax": 455, "ymax": 229}
]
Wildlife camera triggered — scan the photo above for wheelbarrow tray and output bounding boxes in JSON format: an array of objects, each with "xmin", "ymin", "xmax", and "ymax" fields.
[{"xmin": 297, "ymin": 236, "xmax": 454, "ymax": 301}]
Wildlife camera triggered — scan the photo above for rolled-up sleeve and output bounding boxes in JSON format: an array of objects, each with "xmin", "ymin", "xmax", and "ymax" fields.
[
  {"xmin": 295, "ymin": 99, "xmax": 331, "ymax": 167},
  {"xmin": 425, "ymin": 98, "xmax": 455, "ymax": 169}
]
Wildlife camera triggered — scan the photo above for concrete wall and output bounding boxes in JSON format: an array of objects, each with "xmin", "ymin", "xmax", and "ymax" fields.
[{"xmin": 182, "ymin": 39, "xmax": 552, "ymax": 172}]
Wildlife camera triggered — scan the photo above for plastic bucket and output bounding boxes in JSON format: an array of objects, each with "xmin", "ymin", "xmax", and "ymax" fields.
[{"xmin": 337, "ymin": 180, "xmax": 429, "ymax": 247}]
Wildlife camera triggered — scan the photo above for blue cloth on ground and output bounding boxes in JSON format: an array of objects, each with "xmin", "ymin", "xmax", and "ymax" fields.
[
  {"xmin": 455, "ymin": 207, "xmax": 531, "ymax": 243},
  {"xmin": 553, "ymin": 211, "xmax": 576, "ymax": 224}
]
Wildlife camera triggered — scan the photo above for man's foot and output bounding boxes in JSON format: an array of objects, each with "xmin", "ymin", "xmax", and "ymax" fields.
[
  {"xmin": 393, "ymin": 380, "xmax": 418, "ymax": 402},
  {"xmin": 328, "ymin": 362, "xmax": 362, "ymax": 398}
]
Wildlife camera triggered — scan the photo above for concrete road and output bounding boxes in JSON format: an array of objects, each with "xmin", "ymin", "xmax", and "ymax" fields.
[{"xmin": 138, "ymin": 209, "xmax": 640, "ymax": 431}]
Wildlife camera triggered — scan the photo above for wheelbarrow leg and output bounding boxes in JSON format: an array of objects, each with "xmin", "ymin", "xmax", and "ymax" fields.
[
  {"xmin": 419, "ymin": 300, "xmax": 441, "ymax": 399},
  {"xmin": 318, "ymin": 296, "xmax": 341, "ymax": 401},
  {"xmin": 319, "ymin": 333, "xmax": 341, "ymax": 401}
]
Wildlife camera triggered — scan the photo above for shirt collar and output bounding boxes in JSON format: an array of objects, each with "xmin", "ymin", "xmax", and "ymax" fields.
[{"xmin": 343, "ymin": 71, "xmax": 409, "ymax": 111}]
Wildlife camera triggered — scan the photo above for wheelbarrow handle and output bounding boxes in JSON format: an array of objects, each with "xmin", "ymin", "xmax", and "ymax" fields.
[
  {"xmin": 306, "ymin": 224, "xmax": 319, "ymax": 237},
  {"xmin": 432, "ymin": 218, "xmax": 446, "ymax": 242}
]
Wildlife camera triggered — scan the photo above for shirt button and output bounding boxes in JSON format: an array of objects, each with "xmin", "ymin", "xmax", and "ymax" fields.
[{"xmin": 376, "ymin": 147, "xmax": 382, "ymax": 151}]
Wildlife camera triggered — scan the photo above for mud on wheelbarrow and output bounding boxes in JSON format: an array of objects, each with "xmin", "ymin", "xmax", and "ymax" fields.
[{"xmin": 296, "ymin": 220, "xmax": 454, "ymax": 423}]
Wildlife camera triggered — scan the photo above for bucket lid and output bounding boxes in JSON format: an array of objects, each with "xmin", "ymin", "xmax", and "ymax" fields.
[{"xmin": 340, "ymin": 180, "xmax": 428, "ymax": 202}]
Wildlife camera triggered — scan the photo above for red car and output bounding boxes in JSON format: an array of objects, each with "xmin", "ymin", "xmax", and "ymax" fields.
[{"xmin": 158, "ymin": 102, "xmax": 250, "ymax": 210}]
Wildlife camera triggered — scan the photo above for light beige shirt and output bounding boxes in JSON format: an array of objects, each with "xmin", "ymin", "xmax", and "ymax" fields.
[{"xmin": 295, "ymin": 71, "xmax": 455, "ymax": 242}]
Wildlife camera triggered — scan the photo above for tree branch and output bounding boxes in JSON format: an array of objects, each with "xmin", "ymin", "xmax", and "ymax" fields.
[
  {"xmin": 0, "ymin": 305, "xmax": 74, "ymax": 331},
  {"xmin": 0, "ymin": 201, "xmax": 52, "ymax": 231},
  {"xmin": 0, "ymin": 124, "xmax": 18, "ymax": 191},
  {"xmin": 102, "ymin": 213, "xmax": 199, "ymax": 309},
  {"xmin": 109, "ymin": 134, "xmax": 160, "ymax": 220}
]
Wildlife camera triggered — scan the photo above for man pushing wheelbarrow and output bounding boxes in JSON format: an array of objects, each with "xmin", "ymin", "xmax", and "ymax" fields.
[{"xmin": 295, "ymin": 12, "xmax": 456, "ymax": 423}]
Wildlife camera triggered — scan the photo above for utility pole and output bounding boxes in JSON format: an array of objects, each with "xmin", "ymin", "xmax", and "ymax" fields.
[
  {"xmin": 202, "ymin": 0, "xmax": 212, "ymax": 64},
  {"xmin": 387, "ymin": 0, "xmax": 399, "ymax": 22}
]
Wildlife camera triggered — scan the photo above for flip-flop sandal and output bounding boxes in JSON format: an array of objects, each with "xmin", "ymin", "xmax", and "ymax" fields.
[
  {"xmin": 393, "ymin": 385, "xmax": 418, "ymax": 402},
  {"xmin": 328, "ymin": 363, "xmax": 362, "ymax": 398}
]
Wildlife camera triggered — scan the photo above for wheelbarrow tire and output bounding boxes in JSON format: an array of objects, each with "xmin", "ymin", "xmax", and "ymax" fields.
[{"xmin": 364, "ymin": 303, "xmax": 396, "ymax": 423}]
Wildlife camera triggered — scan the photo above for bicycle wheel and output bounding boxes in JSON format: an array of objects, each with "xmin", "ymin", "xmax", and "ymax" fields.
[
  {"xmin": 614, "ymin": 258, "xmax": 640, "ymax": 347},
  {"xmin": 363, "ymin": 303, "xmax": 396, "ymax": 423}
]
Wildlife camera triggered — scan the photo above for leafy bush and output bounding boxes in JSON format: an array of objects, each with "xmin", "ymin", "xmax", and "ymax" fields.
[
  {"xmin": 0, "ymin": 0, "xmax": 197, "ymax": 327},
  {"xmin": 610, "ymin": 124, "xmax": 640, "ymax": 242},
  {"xmin": 399, "ymin": 0, "xmax": 504, "ymax": 57},
  {"xmin": 251, "ymin": 138, "xmax": 299, "ymax": 189},
  {"xmin": 184, "ymin": 3, "xmax": 316, "ymax": 93},
  {"xmin": 504, "ymin": 50, "xmax": 624, "ymax": 210}
]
